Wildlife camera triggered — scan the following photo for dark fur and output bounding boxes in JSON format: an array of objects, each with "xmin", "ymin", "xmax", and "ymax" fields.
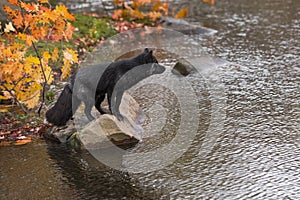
[
  {"xmin": 46, "ymin": 48, "xmax": 165, "ymax": 126},
  {"xmin": 95, "ymin": 48, "xmax": 165, "ymax": 120},
  {"xmin": 45, "ymin": 83, "xmax": 80, "ymax": 126}
]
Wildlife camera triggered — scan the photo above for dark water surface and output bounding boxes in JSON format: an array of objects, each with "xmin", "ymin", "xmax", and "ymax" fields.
[{"xmin": 1, "ymin": 0, "xmax": 299, "ymax": 199}]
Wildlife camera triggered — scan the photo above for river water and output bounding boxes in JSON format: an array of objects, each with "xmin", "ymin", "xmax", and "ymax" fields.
[{"xmin": 1, "ymin": 0, "xmax": 299, "ymax": 199}]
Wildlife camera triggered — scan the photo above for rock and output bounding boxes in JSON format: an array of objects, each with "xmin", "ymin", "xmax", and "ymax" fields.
[
  {"xmin": 77, "ymin": 114, "xmax": 140, "ymax": 150},
  {"xmin": 171, "ymin": 59, "xmax": 196, "ymax": 76},
  {"xmin": 44, "ymin": 122, "xmax": 77, "ymax": 143},
  {"xmin": 159, "ymin": 16, "xmax": 217, "ymax": 36},
  {"xmin": 45, "ymin": 92, "xmax": 145, "ymax": 149}
]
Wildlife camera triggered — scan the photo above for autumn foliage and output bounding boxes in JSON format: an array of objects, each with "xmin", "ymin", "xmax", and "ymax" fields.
[
  {"xmin": 112, "ymin": 0, "xmax": 169, "ymax": 21},
  {"xmin": 112, "ymin": 0, "xmax": 215, "ymax": 21},
  {"xmin": 0, "ymin": 0, "xmax": 78, "ymax": 112}
]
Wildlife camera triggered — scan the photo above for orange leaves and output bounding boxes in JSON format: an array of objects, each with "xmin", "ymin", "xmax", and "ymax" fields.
[
  {"xmin": 1, "ymin": 0, "xmax": 77, "ymax": 111},
  {"xmin": 174, "ymin": 7, "xmax": 188, "ymax": 19},
  {"xmin": 3, "ymin": 1, "xmax": 75, "ymax": 42},
  {"xmin": 64, "ymin": 22, "xmax": 75, "ymax": 41},
  {"xmin": 8, "ymin": 0, "xmax": 19, "ymax": 6},
  {"xmin": 203, "ymin": 0, "xmax": 215, "ymax": 6},
  {"xmin": 3, "ymin": 5, "xmax": 19, "ymax": 19},
  {"xmin": 112, "ymin": 9, "xmax": 124, "ymax": 20},
  {"xmin": 13, "ymin": 14, "xmax": 24, "ymax": 29},
  {"xmin": 112, "ymin": 0, "xmax": 168, "ymax": 22},
  {"xmin": 112, "ymin": 0, "xmax": 214, "ymax": 22}
]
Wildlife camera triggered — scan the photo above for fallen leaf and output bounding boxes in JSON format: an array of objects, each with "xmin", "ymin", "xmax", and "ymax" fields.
[
  {"xmin": 174, "ymin": 7, "xmax": 188, "ymax": 19},
  {"xmin": 15, "ymin": 138, "xmax": 32, "ymax": 145}
]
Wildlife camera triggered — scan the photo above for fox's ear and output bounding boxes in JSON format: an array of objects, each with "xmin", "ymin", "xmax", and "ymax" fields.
[
  {"xmin": 144, "ymin": 48, "xmax": 149, "ymax": 53},
  {"xmin": 149, "ymin": 50, "xmax": 153, "ymax": 55}
]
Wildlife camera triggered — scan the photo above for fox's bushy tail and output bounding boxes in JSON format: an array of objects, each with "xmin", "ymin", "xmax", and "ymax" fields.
[{"xmin": 46, "ymin": 84, "xmax": 80, "ymax": 126}]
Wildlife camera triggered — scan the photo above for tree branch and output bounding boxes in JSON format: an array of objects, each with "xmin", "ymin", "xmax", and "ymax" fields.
[{"xmin": 32, "ymin": 41, "xmax": 47, "ymax": 116}]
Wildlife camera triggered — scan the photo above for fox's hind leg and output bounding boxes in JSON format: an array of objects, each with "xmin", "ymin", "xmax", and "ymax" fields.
[
  {"xmin": 114, "ymin": 91, "xmax": 124, "ymax": 121},
  {"xmin": 76, "ymin": 85, "xmax": 96, "ymax": 121},
  {"xmin": 95, "ymin": 93, "xmax": 107, "ymax": 114}
]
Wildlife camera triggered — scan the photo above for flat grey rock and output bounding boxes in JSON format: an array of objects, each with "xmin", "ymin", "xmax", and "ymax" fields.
[{"xmin": 159, "ymin": 16, "xmax": 217, "ymax": 36}]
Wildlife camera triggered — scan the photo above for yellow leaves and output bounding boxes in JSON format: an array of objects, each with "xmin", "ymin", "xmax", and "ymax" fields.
[
  {"xmin": 51, "ymin": 47, "xmax": 59, "ymax": 62},
  {"xmin": 38, "ymin": 0, "xmax": 49, "ymax": 3},
  {"xmin": 149, "ymin": 11, "xmax": 162, "ymax": 21},
  {"xmin": 0, "ymin": 91, "xmax": 12, "ymax": 100},
  {"xmin": 43, "ymin": 65, "xmax": 54, "ymax": 84},
  {"xmin": 175, "ymin": 7, "xmax": 189, "ymax": 19},
  {"xmin": 60, "ymin": 50, "xmax": 76, "ymax": 80},
  {"xmin": 43, "ymin": 8, "xmax": 58, "ymax": 22},
  {"xmin": 54, "ymin": 5, "xmax": 75, "ymax": 21},
  {"xmin": 152, "ymin": 1, "xmax": 168, "ymax": 15},
  {"xmin": 63, "ymin": 48, "xmax": 78, "ymax": 64},
  {"xmin": 112, "ymin": 0, "xmax": 195, "ymax": 21},
  {"xmin": 1, "ymin": 42, "xmax": 26, "ymax": 61},
  {"xmin": 128, "ymin": 9, "xmax": 145, "ymax": 20},
  {"xmin": 26, "ymin": 55, "xmax": 40, "ymax": 65},
  {"xmin": 17, "ymin": 81, "xmax": 42, "ymax": 109},
  {"xmin": 132, "ymin": 0, "xmax": 152, "ymax": 8},
  {"xmin": 1, "ymin": 0, "xmax": 77, "ymax": 110},
  {"xmin": 61, "ymin": 59, "xmax": 71, "ymax": 81},
  {"xmin": 61, "ymin": 48, "xmax": 78, "ymax": 80},
  {"xmin": 18, "ymin": 33, "xmax": 26, "ymax": 40},
  {"xmin": 43, "ymin": 51, "xmax": 51, "ymax": 60}
]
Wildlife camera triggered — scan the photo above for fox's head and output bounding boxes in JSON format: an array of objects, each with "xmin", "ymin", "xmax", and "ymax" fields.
[{"xmin": 139, "ymin": 48, "xmax": 158, "ymax": 64}]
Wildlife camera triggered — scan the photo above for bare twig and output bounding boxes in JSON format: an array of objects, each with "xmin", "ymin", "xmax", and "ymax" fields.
[{"xmin": 32, "ymin": 41, "xmax": 47, "ymax": 116}]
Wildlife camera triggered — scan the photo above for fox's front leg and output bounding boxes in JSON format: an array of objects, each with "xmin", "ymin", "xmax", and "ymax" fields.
[
  {"xmin": 114, "ymin": 90, "xmax": 124, "ymax": 121},
  {"xmin": 108, "ymin": 89, "xmax": 124, "ymax": 121}
]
